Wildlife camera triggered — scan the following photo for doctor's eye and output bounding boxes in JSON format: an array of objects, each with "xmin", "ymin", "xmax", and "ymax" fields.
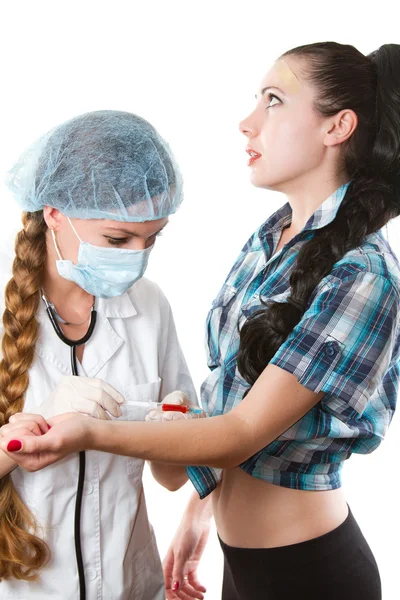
[{"xmin": 105, "ymin": 237, "xmax": 129, "ymax": 246}]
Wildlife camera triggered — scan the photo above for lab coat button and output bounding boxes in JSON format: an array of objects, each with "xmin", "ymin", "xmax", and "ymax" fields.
[
  {"xmin": 86, "ymin": 568, "xmax": 97, "ymax": 581},
  {"xmin": 83, "ymin": 483, "xmax": 93, "ymax": 495}
]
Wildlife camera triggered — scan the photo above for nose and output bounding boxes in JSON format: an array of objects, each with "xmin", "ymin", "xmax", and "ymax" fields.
[{"xmin": 239, "ymin": 110, "xmax": 257, "ymax": 138}]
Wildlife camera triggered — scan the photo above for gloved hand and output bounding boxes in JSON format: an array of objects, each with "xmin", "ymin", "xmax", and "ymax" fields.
[
  {"xmin": 39, "ymin": 376, "xmax": 125, "ymax": 420},
  {"xmin": 145, "ymin": 390, "xmax": 205, "ymax": 422}
]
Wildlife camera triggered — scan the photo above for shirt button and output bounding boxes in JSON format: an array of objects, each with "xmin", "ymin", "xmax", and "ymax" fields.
[
  {"xmin": 83, "ymin": 483, "xmax": 93, "ymax": 495},
  {"xmin": 325, "ymin": 345, "xmax": 336, "ymax": 357},
  {"xmin": 86, "ymin": 568, "xmax": 97, "ymax": 581}
]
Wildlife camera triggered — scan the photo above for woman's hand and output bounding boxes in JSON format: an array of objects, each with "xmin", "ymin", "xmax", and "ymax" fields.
[
  {"xmin": 0, "ymin": 412, "xmax": 91, "ymax": 471},
  {"xmin": 164, "ymin": 516, "xmax": 210, "ymax": 599}
]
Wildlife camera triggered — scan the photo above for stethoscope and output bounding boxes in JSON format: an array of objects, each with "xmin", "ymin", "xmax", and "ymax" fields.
[{"xmin": 42, "ymin": 292, "xmax": 97, "ymax": 600}]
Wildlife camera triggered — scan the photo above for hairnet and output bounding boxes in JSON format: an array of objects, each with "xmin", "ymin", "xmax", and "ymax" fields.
[{"xmin": 6, "ymin": 110, "xmax": 183, "ymax": 222}]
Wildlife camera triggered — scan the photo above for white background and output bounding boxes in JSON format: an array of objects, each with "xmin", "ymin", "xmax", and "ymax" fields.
[{"xmin": 0, "ymin": 1, "xmax": 399, "ymax": 598}]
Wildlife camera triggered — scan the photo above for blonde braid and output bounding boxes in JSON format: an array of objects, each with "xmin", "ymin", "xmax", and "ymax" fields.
[{"xmin": 0, "ymin": 211, "xmax": 49, "ymax": 580}]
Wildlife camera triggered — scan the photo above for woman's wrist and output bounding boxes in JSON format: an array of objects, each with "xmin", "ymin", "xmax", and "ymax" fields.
[
  {"xmin": 0, "ymin": 450, "xmax": 18, "ymax": 478},
  {"xmin": 86, "ymin": 416, "xmax": 103, "ymax": 450}
]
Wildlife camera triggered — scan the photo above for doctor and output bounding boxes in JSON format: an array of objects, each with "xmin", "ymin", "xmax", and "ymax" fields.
[{"xmin": 0, "ymin": 110, "xmax": 198, "ymax": 599}]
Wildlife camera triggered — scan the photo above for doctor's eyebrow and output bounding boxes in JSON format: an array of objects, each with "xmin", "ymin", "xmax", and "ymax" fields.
[{"xmin": 102, "ymin": 224, "xmax": 168, "ymax": 237}]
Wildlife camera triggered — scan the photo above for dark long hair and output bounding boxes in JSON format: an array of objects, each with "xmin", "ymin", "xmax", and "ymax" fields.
[{"xmin": 237, "ymin": 42, "xmax": 400, "ymax": 386}]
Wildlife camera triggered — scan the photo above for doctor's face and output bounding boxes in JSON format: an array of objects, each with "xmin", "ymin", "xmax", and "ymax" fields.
[
  {"xmin": 44, "ymin": 208, "xmax": 168, "ymax": 265},
  {"xmin": 239, "ymin": 56, "xmax": 328, "ymax": 193}
]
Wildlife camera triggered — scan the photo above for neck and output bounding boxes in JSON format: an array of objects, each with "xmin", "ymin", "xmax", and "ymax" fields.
[{"xmin": 281, "ymin": 168, "xmax": 349, "ymax": 235}]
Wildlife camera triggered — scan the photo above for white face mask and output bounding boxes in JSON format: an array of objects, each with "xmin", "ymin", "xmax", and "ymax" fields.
[{"xmin": 52, "ymin": 219, "xmax": 153, "ymax": 298}]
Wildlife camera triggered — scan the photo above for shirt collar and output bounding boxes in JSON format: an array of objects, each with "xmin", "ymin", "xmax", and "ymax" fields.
[
  {"xmin": 302, "ymin": 182, "xmax": 351, "ymax": 231},
  {"xmin": 259, "ymin": 182, "xmax": 351, "ymax": 239}
]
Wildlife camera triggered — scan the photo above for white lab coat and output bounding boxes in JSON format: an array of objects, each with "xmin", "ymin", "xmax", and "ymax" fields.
[{"xmin": 0, "ymin": 250, "xmax": 197, "ymax": 600}]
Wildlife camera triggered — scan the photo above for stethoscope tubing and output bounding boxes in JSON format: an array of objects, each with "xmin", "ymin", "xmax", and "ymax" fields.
[{"xmin": 43, "ymin": 295, "xmax": 97, "ymax": 600}]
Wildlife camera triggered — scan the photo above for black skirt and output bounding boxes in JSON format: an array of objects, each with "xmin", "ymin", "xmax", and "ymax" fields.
[{"xmin": 219, "ymin": 506, "xmax": 381, "ymax": 600}]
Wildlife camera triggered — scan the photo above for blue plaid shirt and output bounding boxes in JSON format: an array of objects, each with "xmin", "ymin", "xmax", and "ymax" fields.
[{"xmin": 187, "ymin": 184, "xmax": 400, "ymax": 499}]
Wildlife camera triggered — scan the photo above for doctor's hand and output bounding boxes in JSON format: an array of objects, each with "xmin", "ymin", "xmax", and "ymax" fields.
[
  {"xmin": 145, "ymin": 391, "xmax": 205, "ymax": 422},
  {"xmin": 40, "ymin": 376, "xmax": 124, "ymax": 420}
]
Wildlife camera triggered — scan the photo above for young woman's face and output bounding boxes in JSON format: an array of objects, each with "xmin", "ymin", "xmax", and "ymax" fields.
[
  {"xmin": 239, "ymin": 56, "xmax": 328, "ymax": 192},
  {"xmin": 46, "ymin": 212, "xmax": 168, "ymax": 264}
]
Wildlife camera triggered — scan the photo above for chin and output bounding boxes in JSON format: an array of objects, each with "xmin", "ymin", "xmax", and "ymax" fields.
[
  {"xmin": 248, "ymin": 165, "xmax": 281, "ymax": 190},
  {"xmin": 250, "ymin": 175, "xmax": 282, "ymax": 192}
]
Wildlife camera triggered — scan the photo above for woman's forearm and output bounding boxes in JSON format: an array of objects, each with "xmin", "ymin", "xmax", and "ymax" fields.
[
  {"xmin": 183, "ymin": 488, "xmax": 214, "ymax": 523},
  {"xmin": 0, "ymin": 450, "xmax": 18, "ymax": 479},
  {"xmin": 83, "ymin": 365, "xmax": 323, "ymax": 468},
  {"xmin": 88, "ymin": 412, "xmax": 249, "ymax": 469},
  {"xmin": 0, "ymin": 365, "xmax": 322, "ymax": 474}
]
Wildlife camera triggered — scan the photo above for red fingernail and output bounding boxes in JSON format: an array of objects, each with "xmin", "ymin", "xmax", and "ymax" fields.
[
  {"xmin": 7, "ymin": 440, "xmax": 22, "ymax": 452},
  {"xmin": 47, "ymin": 425, "xmax": 52, "ymax": 429},
  {"xmin": 172, "ymin": 581, "xmax": 180, "ymax": 592}
]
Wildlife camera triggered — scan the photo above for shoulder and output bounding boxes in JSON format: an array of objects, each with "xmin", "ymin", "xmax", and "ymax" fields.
[
  {"xmin": 322, "ymin": 231, "xmax": 400, "ymax": 291},
  {"xmin": 306, "ymin": 232, "xmax": 400, "ymax": 312}
]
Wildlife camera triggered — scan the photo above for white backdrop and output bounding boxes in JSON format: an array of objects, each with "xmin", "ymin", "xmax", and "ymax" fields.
[{"xmin": 0, "ymin": 1, "xmax": 399, "ymax": 598}]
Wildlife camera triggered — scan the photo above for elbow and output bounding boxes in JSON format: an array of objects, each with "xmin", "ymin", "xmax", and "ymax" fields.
[
  {"xmin": 209, "ymin": 414, "xmax": 254, "ymax": 469},
  {"xmin": 162, "ymin": 480, "xmax": 186, "ymax": 492},
  {"xmin": 151, "ymin": 464, "xmax": 189, "ymax": 491}
]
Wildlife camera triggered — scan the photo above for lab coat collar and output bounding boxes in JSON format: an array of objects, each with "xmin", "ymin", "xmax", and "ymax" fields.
[
  {"xmin": 97, "ymin": 290, "xmax": 137, "ymax": 319},
  {"xmin": 35, "ymin": 290, "xmax": 137, "ymax": 378}
]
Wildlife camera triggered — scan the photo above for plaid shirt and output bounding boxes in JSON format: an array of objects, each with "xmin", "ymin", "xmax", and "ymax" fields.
[{"xmin": 187, "ymin": 184, "xmax": 400, "ymax": 499}]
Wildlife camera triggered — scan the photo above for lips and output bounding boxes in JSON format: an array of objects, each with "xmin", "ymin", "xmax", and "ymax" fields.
[{"xmin": 246, "ymin": 147, "xmax": 262, "ymax": 166}]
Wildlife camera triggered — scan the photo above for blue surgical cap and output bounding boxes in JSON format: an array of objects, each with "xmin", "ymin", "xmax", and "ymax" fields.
[{"xmin": 6, "ymin": 110, "xmax": 183, "ymax": 222}]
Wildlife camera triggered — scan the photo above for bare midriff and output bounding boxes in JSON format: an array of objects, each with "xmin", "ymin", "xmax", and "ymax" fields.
[{"xmin": 212, "ymin": 465, "xmax": 348, "ymax": 548}]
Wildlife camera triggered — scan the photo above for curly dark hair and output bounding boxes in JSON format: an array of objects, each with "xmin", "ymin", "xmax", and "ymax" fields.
[{"xmin": 237, "ymin": 42, "xmax": 400, "ymax": 387}]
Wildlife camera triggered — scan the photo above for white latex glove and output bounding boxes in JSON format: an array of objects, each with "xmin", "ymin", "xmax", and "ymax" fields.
[
  {"xmin": 39, "ymin": 376, "xmax": 125, "ymax": 420},
  {"xmin": 145, "ymin": 390, "xmax": 205, "ymax": 422}
]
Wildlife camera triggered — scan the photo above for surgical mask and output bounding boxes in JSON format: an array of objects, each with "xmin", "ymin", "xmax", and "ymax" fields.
[{"xmin": 52, "ymin": 218, "xmax": 153, "ymax": 298}]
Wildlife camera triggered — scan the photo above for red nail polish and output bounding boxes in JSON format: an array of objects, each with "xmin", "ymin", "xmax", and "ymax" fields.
[
  {"xmin": 172, "ymin": 581, "xmax": 180, "ymax": 592},
  {"xmin": 7, "ymin": 440, "xmax": 22, "ymax": 452},
  {"xmin": 47, "ymin": 425, "xmax": 52, "ymax": 430}
]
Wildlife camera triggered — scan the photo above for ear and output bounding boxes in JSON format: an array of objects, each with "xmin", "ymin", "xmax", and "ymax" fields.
[
  {"xmin": 43, "ymin": 207, "xmax": 64, "ymax": 231},
  {"xmin": 323, "ymin": 109, "xmax": 358, "ymax": 147}
]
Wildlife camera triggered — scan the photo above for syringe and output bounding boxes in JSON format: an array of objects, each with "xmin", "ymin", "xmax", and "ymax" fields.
[{"xmin": 123, "ymin": 401, "xmax": 205, "ymax": 415}]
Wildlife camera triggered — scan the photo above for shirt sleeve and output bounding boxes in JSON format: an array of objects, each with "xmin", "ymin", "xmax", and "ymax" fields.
[
  {"xmin": 157, "ymin": 286, "xmax": 199, "ymax": 406},
  {"xmin": 269, "ymin": 271, "xmax": 400, "ymax": 415}
]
